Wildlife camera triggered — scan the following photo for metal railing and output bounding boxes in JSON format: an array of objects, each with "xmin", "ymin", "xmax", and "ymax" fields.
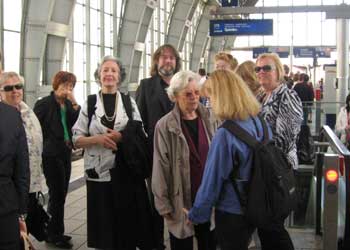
[{"xmin": 314, "ymin": 125, "xmax": 350, "ymax": 250}]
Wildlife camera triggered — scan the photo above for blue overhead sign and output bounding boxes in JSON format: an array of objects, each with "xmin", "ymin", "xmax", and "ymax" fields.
[
  {"xmin": 221, "ymin": 0, "xmax": 238, "ymax": 7},
  {"xmin": 210, "ymin": 19, "xmax": 273, "ymax": 36},
  {"xmin": 293, "ymin": 47, "xmax": 315, "ymax": 58},
  {"xmin": 253, "ymin": 47, "xmax": 290, "ymax": 58}
]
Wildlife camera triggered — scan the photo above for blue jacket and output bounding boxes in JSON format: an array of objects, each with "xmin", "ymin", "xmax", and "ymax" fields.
[{"xmin": 188, "ymin": 116, "xmax": 270, "ymax": 224}]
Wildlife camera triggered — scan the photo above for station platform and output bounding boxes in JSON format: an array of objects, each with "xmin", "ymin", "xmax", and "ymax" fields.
[{"xmin": 29, "ymin": 159, "xmax": 323, "ymax": 250}]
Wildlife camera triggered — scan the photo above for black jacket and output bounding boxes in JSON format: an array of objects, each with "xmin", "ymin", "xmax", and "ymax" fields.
[
  {"xmin": 34, "ymin": 92, "xmax": 80, "ymax": 156},
  {"xmin": 0, "ymin": 102, "xmax": 29, "ymax": 216},
  {"xmin": 293, "ymin": 82, "xmax": 314, "ymax": 104},
  {"xmin": 135, "ymin": 75, "xmax": 173, "ymax": 149}
]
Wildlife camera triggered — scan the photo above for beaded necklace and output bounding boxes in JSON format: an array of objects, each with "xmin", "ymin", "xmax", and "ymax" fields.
[{"xmin": 100, "ymin": 92, "xmax": 118, "ymax": 122}]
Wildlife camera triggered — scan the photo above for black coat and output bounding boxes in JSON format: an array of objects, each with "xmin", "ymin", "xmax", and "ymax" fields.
[
  {"xmin": 135, "ymin": 75, "xmax": 173, "ymax": 149},
  {"xmin": 33, "ymin": 92, "xmax": 80, "ymax": 156},
  {"xmin": 0, "ymin": 102, "xmax": 29, "ymax": 216}
]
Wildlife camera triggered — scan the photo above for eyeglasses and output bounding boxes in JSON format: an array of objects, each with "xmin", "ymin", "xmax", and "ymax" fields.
[
  {"xmin": 254, "ymin": 65, "xmax": 275, "ymax": 73},
  {"xmin": 0, "ymin": 83, "xmax": 24, "ymax": 92}
]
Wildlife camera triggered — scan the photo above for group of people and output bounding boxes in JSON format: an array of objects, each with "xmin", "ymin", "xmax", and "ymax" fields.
[{"xmin": 0, "ymin": 44, "xmax": 305, "ymax": 250}]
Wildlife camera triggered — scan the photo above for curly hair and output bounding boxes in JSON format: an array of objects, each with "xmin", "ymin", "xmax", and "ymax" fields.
[
  {"xmin": 52, "ymin": 71, "xmax": 77, "ymax": 90},
  {"xmin": 150, "ymin": 44, "xmax": 181, "ymax": 77}
]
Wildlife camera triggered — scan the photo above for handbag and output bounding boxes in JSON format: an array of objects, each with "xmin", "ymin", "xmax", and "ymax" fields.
[{"xmin": 25, "ymin": 192, "xmax": 50, "ymax": 241}]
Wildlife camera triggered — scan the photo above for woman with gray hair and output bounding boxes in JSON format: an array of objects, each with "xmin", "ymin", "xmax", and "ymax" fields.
[
  {"xmin": 152, "ymin": 70, "xmax": 216, "ymax": 250},
  {"xmin": 72, "ymin": 55, "xmax": 154, "ymax": 250}
]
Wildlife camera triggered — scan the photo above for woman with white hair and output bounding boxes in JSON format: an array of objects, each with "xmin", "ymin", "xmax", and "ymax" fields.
[
  {"xmin": 72, "ymin": 56, "xmax": 154, "ymax": 250},
  {"xmin": 152, "ymin": 70, "xmax": 216, "ymax": 250}
]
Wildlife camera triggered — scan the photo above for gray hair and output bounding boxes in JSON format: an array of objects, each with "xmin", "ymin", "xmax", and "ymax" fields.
[
  {"xmin": 167, "ymin": 70, "xmax": 201, "ymax": 102},
  {"xmin": 0, "ymin": 71, "xmax": 25, "ymax": 86},
  {"xmin": 94, "ymin": 55, "xmax": 126, "ymax": 85}
]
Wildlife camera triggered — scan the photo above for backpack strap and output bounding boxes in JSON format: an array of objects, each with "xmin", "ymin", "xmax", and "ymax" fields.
[
  {"xmin": 87, "ymin": 94, "xmax": 97, "ymax": 136},
  {"xmin": 221, "ymin": 119, "xmax": 259, "ymax": 148},
  {"xmin": 257, "ymin": 115, "xmax": 269, "ymax": 143},
  {"xmin": 120, "ymin": 92, "xmax": 133, "ymax": 121},
  {"xmin": 229, "ymin": 152, "xmax": 247, "ymax": 211}
]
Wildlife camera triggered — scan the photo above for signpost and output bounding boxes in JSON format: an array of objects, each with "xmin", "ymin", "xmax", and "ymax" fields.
[{"xmin": 209, "ymin": 19, "xmax": 273, "ymax": 36}]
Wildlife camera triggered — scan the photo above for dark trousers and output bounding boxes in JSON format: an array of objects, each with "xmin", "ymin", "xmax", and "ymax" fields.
[
  {"xmin": 215, "ymin": 210, "xmax": 254, "ymax": 250},
  {"xmin": 258, "ymin": 223, "xmax": 294, "ymax": 250},
  {"xmin": 302, "ymin": 106, "xmax": 309, "ymax": 125},
  {"xmin": 0, "ymin": 212, "xmax": 20, "ymax": 250},
  {"xmin": 43, "ymin": 151, "xmax": 72, "ymax": 239},
  {"xmin": 169, "ymin": 222, "xmax": 215, "ymax": 250}
]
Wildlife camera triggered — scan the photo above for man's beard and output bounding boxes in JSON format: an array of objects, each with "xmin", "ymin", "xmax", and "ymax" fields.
[{"xmin": 158, "ymin": 65, "xmax": 175, "ymax": 77}]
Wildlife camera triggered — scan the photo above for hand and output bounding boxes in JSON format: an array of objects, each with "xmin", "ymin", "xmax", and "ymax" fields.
[
  {"xmin": 19, "ymin": 218, "xmax": 27, "ymax": 234},
  {"xmin": 95, "ymin": 134, "xmax": 117, "ymax": 150},
  {"xmin": 163, "ymin": 213, "xmax": 173, "ymax": 221},
  {"xmin": 106, "ymin": 128, "xmax": 122, "ymax": 143},
  {"xmin": 182, "ymin": 208, "xmax": 192, "ymax": 225},
  {"xmin": 66, "ymin": 90, "xmax": 77, "ymax": 104}
]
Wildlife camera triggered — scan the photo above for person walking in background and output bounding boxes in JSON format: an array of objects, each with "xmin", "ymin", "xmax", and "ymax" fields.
[
  {"xmin": 293, "ymin": 73, "xmax": 314, "ymax": 125},
  {"xmin": 185, "ymin": 70, "xmax": 265, "ymax": 250},
  {"xmin": 283, "ymin": 64, "xmax": 294, "ymax": 89},
  {"xmin": 255, "ymin": 53, "xmax": 302, "ymax": 250},
  {"xmin": 152, "ymin": 71, "xmax": 216, "ymax": 250},
  {"xmin": 136, "ymin": 44, "xmax": 182, "ymax": 250},
  {"xmin": 0, "ymin": 72, "xmax": 44, "ymax": 240},
  {"xmin": 34, "ymin": 71, "xmax": 80, "ymax": 249},
  {"xmin": 335, "ymin": 93, "xmax": 350, "ymax": 149}
]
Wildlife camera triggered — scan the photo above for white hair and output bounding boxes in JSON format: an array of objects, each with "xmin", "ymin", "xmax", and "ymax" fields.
[
  {"xmin": 166, "ymin": 70, "xmax": 201, "ymax": 102},
  {"xmin": 0, "ymin": 71, "xmax": 25, "ymax": 87}
]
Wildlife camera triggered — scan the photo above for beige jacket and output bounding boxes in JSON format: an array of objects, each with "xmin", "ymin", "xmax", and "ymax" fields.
[{"xmin": 152, "ymin": 103, "xmax": 215, "ymax": 239}]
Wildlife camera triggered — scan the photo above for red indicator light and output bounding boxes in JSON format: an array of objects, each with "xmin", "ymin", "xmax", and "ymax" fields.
[{"xmin": 326, "ymin": 170, "xmax": 338, "ymax": 182}]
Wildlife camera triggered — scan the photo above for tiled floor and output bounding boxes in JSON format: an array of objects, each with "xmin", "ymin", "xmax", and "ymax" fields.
[{"xmin": 30, "ymin": 159, "xmax": 323, "ymax": 250}]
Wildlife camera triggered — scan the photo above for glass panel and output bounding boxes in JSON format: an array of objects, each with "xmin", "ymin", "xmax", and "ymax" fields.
[
  {"xmin": 4, "ymin": 0, "xmax": 22, "ymax": 31},
  {"xmin": 104, "ymin": 0, "xmax": 112, "ymax": 14},
  {"xmin": 278, "ymin": 13, "xmax": 293, "ymax": 46},
  {"xmin": 73, "ymin": 42, "xmax": 85, "ymax": 83},
  {"xmin": 105, "ymin": 14, "xmax": 112, "ymax": 47},
  {"xmin": 307, "ymin": 13, "xmax": 322, "ymax": 45},
  {"xmin": 90, "ymin": 0, "xmax": 99, "ymax": 9},
  {"xmin": 76, "ymin": 0, "xmax": 85, "ymax": 4},
  {"xmin": 90, "ymin": 9, "xmax": 100, "ymax": 45},
  {"xmin": 322, "ymin": 19, "xmax": 336, "ymax": 45},
  {"xmin": 3, "ymin": 31, "xmax": 20, "ymax": 72},
  {"xmin": 90, "ymin": 45, "xmax": 100, "ymax": 80},
  {"xmin": 307, "ymin": 0, "xmax": 322, "ymax": 5},
  {"xmin": 292, "ymin": 13, "xmax": 307, "ymax": 46},
  {"xmin": 74, "ymin": 81, "xmax": 85, "ymax": 105},
  {"xmin": 74, "ymin": 4, "xmax": 85, "ymax": 43},
  {"xmin": 278, "ymin": 0, "xmax": 293, "ymax": 6}
]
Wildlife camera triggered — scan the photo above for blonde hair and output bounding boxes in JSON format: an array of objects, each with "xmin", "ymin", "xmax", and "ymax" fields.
[
  {"xmin": 256, "ymin": 53, "xmax": 285, "ymax": 82},
  {"xmin": 204, "ymin": 70, "xmax": 260, "ymax": 120},
  {"xmin": 214, "ymin": 52, "xmax": 238, "ymax": 71},
  {"xmin": 236, "ymin": 60, "xmax": 262, "ymax": 95}
]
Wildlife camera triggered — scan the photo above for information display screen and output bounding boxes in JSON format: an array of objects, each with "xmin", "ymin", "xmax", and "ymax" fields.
[
  {"xmin": 221, "ymin": 0, "xmax": 238, "ymax": 7},
  {"xmin": 210, "ymin": 19, "xmax": 273, "ymax": 36}
]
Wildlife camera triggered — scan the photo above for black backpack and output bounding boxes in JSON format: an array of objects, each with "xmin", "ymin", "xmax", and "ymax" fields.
[
  {"xmin": 297, "ymin": 124, "xmax": 315, "ymax": 164},
  {"xmin": 221, "ymin": 116, "xmax": 297, "ymax": 229},
  {"xmin": 87, "ymin": 93, "xmax": 151, "ymax": 179}
]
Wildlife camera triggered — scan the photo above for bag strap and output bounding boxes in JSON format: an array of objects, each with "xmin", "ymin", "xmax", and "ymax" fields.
[
  {"xmin": 120, "ymin": 92, "xmax": 133, "ymax": 121},
  {"xmin": 221, "ymin": 119, "xmax": 259, "ymax": 148},
  {"xmin": 87, "ymin": 94, "xmax": 97, "ymax": 136},
  {"xmin": 229, "ymin": 153, "xmax": 247, "ymax": 211},
  {"xmin": 257, "ymin": 115, "xmax": 269, "ymax": 143}
]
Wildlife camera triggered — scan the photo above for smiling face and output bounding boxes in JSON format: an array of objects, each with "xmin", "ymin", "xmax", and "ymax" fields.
[
  {"xmin": 100, "ymin": 60, "xmax": 120, "ymax": 92},
  {"xmin": 256, "ymin": 57, "xmax": 280, "ymax": 93},
  {"xmin": 0, "ymin": 76, "xmax": 23, "ymax": 108},
  {"xmin": 157, "ymin": 48, "xmax": 177, "ymax": 77},
  {"xmin": 175, "ymin": 80, "xmax": 200, "ymax": 115}
]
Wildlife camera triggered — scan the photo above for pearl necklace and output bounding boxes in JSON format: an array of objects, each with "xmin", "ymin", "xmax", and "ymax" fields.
[{"xmin": 100, "ymin": 92, "xmax": 118, "ymax": 122}]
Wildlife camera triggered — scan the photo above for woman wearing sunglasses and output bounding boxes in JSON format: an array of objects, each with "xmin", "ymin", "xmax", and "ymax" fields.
[
  {"xmin": 0, "ymin": 71, "xmax": 41, "ymax": 247},
  {"xmin": 255, "ymin": 53, "xmax": 303, "ymax": 250}
]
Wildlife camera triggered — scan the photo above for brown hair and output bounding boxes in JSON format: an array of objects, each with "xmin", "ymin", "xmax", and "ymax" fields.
[
  {"xmin": 214, "ymin": 52, "xmax": 238, "ymax": 71},
  {"xmin": 236, "ymin": 60, "xmax": 261, "ymax": 95},
  {"xmin": 52, "ymin": 71, "xmax": 77, "ymax": 90},
  {"xmin": 150, "ymin": 44, "xmax": 181, "ymax": 77},
  {"xmin": 204, "ymin": 70, "xmax": 260, "ymax": 120}
]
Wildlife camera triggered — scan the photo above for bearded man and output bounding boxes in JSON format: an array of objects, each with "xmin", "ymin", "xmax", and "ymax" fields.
[{"xmin": 136, "ymin": 44, "xmax": 181, "ymax": 250}]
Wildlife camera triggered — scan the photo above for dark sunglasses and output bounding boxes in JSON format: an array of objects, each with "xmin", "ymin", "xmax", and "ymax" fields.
[
  {"xmin": 254, "ymin": 65, "xmax": 275, "ymax": 73},
  {"xmin": 1, "ymin": 83, "xmax": 24, "ymax": 92}
]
